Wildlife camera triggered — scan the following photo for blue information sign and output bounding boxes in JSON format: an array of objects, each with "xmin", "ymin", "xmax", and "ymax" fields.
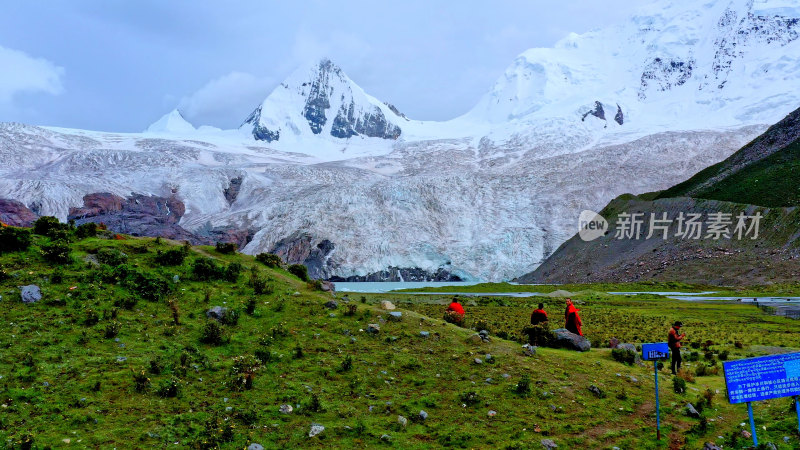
[
  {"xmin": 723, "ymin": 352, "xmax": 800, "ymax": 404},
  {"xmin": 642, "ymin": 342, "xmax": 670, "ymax": 361}
]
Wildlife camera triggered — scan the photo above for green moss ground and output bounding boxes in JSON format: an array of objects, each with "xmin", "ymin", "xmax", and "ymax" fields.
[{"xmin": 1, "ymin": 233, "xmax": 800, "ymax": 448}]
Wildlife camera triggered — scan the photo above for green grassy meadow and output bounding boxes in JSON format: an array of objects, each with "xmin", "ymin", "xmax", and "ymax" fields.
[{"xmin": 1, "ymin": 229, "xmax": 800, "ymax": 448}]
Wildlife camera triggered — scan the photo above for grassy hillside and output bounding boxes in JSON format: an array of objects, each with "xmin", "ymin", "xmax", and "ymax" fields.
[
  {"xmin": 659, "ymin": 139, "xmax": 800, "ymax": 207},
  {"xmin": 657, "ymin": 106, "xmax": 800, "ymax": 206},
  {"xmin": 2, "ymin": 226, "xmax": 800, "ymax": 448}
]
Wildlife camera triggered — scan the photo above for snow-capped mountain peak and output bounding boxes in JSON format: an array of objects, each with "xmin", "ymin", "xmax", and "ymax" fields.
[
  {"xmin": 145, "ymin": 109, "xmax": 195, "ymax": 134},
  {"xmin": 240, "ymin": 58, "xmax": 405, "ymax": 143}
]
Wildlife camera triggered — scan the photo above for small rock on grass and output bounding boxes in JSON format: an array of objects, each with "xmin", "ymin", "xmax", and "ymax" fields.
[
  {"xmin": 686, "ymin": 403, "xmax": 700, "ymax": 418},
  {"xmin": 419, "ymin": 410, "xmax": 428, "ymax": 420},
  {"xmin": 541, "ymin": 439, "xmax": 558, "ymax": 449},
  {"xmin": 380, "ymin": 300, "xmax": 396, "ymax": 310},
  {"xmin": 398, "ymin": 416, "xmax": 407, "ymax": 427},
  {"xmin": 20, "ymin": 285, "xmax": 42, "ymax": 304},
  {"xmin": 279, "ymin": 404, "xmax": 293, "ymax": 414},
  {"xmin": 487, "ymin": 410, "xmax": 497, "ymax": 417},
  {"xmin": 702, "ymin": 443, "xmax": 722, "ymax": 450},
  {"xmin": 309, "ymin": 423, "xmax": 324, "ymax": 437}
]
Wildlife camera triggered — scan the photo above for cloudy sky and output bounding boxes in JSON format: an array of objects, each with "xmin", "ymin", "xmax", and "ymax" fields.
[{"xmin": 0, "ymin": 1, "xmax": 635, "ymax": 132}]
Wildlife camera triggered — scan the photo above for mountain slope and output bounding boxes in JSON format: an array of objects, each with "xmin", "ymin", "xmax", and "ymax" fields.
[{"xmin": 519, "ymin": 105, "xmax": 800, "ymax": 285}]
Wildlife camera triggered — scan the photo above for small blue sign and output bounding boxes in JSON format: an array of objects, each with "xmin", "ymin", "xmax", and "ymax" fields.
[
  {"xmin": 642, "ymin": 342, "xmax": 670, "ymax": 361},
  {"xmin": 723, "ymin": 352, "xmax": 800, "ymax": 404}
]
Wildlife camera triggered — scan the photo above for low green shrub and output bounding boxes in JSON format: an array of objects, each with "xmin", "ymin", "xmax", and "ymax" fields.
[
  {"xmin": 154, "ymin": 247, "xmax": 188, "ymax": 266},
  {"xmin": 611, "ymin": 348, "xmax": 636, "ymax": 365},
  {"xmin": 41, "ymin": 240, "xmax": 71, "ymax": 264},
  {"xmin": 0, "ymin": 226, "xmax": 32, "ymax": 253},
  {"xmin": 255, "ymin": 252, "xmax": 282, "ymax": 267},
  {"xmin": 287, "ymin": 264, "xmax": 309, "ymax": 281},
  {"xmin": 74, "ymin": 222, "xmax": 97, "ymax": 239},
  {"xmin": 215, "ymin": 242, "xmax": 237, "ymax": 254},
  {"xmin": 33, "ymin": 216, "xmax": 69, "ymax": 238},
  {"xmin": 96, "ymin": 247, "xmax": 128, "ymax": 266}
]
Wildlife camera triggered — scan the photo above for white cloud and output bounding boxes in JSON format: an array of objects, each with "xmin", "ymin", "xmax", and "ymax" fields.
[
  {"xmin": 0, "ymin": 45, "xmax": 64, "ymax": 105},
  {"xmin": 178, "ymin": 71, "xmax": 276, "ymax": 128}
]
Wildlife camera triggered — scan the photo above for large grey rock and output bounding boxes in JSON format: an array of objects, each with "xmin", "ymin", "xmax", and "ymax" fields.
[
  {"xmin": 686, "ymin": 403, "xmax": 700, "ymax": 418},
  {"xmin": 552, "ymin": 328, "xmax": 591, "ymax": 352},
  {"xmin": 20, "ymin": 285, "xmax": 42, "ymax": 304},
  {"xmin": 367, "ymin": 323, "xmax": 380, "ymax": 334},
  {"xmin": 248, "ymin": 444, "xmax": 264, "ymax": 450},
  {"xmin": 206, "ymin": 306, "xmax": 228, "ymax": 321},
  {"xmin": 388, "ymin": 311, "xmax": 402, "ymax": 321},
  {"xmin": 522, "ymin": 344, "xmax": 537, "ymax": 357},
  {"xmin": 324, "ymin": 299, "xmax": 338, "ymax": 309},
  {"xmin": 702, "ymin": 443, "xmax": 722, "ymax": 450}
]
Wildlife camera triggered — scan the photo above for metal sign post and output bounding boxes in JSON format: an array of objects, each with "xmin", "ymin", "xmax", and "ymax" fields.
[
  {"xmin": 747, "ymin": 402, "xmax": 758, "ymax": 447},
  {"xmin": 722, "ymin": 352, "xmax": 800, "ymax": 449},
  {"xmin": 641, "ymin": 342, "xmax": 670, "ymax": 441},
  {"xmin": 796, "ymin": 396, "xmax": 800, "ymax": 434}
]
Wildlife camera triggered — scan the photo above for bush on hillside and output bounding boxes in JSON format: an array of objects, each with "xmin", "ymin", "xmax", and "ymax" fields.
[
  {"xmin": 41, "ymin": 240, "xmax": 71, "ymax": 264},
  {"xmin": 255, "ymin": 252, "xmax": 282, "ymax": 267},
  {"xmin": 287, "ymin": 263, "xmax": 309, "ymax": 281},
  {"xmin": 215, "ymin": 242, "xmax": 237, "ymax": 254},
  {"xmin": 74, "ymin": 222, "xmax": 97, "ymax": 239},
  {"xmin": 33, "ymin": 216, "xmax": 70, "ymax": 238},
  {"xmin": 0, "ymin": 226, "xmax": 32, "ymax": 253}
]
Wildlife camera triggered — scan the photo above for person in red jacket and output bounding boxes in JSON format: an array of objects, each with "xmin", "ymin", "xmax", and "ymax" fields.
[
  {"xmin": 446, "ymin": 297, "xmax": 465, "ymax": 317},
  {"xmin": 530, "ymin": 303, "xmax": 548, "ymax": 325},
  {"xmin": 564, "ymin": 298, "xmax": 583, "ymax": 336}
]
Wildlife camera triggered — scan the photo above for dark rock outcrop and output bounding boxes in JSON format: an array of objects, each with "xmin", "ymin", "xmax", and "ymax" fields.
[
  {"xmin": 581, "ymin": 101, "xmax": 606, "ymax": 122},
  {"xmin": 330, "ymin": 102, "xmax": 401, "ymax": 139},
  {"xmin": 614, "ymin": 104, "xmax": 624, "ymax": 125},
  {"xmin": 242, "ymin": 106, "xmax": 280, "ymax": 142},
  {"xmin": 0, "ymin": 198, "xmax": 38, "ymax": 227},
  {"xmin": 223, "ymin": 176, "xmax": 243, "ymax": 205},
  {"xmin": 68, "ymin": 192, "xmax": 197, "ymax": 241},
  {"xmin": 269, "ymin": 232, "xmax": 335, "ymax": 279},
  {"xmin": 302, "ymin": 60, "xmax": 334, "ymax": 134}
]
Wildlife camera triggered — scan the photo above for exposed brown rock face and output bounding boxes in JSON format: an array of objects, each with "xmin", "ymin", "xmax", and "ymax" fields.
[
  {"xmin": 0, "ymin": 198, "xmax": 38, "ymax": 227},
  {"xmin": 68, "ymin": 193, "xmax": 190, "ymax": 238}
]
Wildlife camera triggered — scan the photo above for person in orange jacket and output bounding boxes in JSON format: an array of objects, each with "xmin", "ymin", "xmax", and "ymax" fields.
[
  {"xmin": 530, "ymin": 303, "xmax": 548, "ymax": 325},
  {"xmin": 564, "ymin": 298, "xmax": 583, "ymax": 336},
  {"xmin": 446, "ymin": 297, "xmax": 465, "ymax": 317}
]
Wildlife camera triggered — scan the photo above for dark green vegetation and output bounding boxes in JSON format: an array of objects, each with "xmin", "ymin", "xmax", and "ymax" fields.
[
  {"xmin": 2, "ymin": 224, "xmax": 800, "ymax": 448},
  {"xmin": 659, "ymin": 106, "xmax": 800, "ymax": 207}
]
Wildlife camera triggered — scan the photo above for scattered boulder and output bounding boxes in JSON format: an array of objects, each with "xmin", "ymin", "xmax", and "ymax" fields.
[
  {"xmin": 324, "ymin": 299, "xmax": 338, "ymax": 310},
  {"xmin": 522, "ymin": 344, "xmax": 537, "ymax": 357},
  {"xmin": 173, "ymin": 275, "xmax": 180, "ymax": 283},
  {"xmin": 388, "ymin": 311, "xmax": 402, "ymax": 321},
  {"xmin": 467, "ymin": 334, "xmax": 484, "ymax": 344},
  {"xmin": 474, "ymin": 358, "xmax": 483, "ymax": 365},
  {"xmin": 308, "ymin": 423, "xmax": 325, "ymax": 437},
  {"xmin": 20, "ymin": 285, "xmax": 42, "ymax": 304},
  {"xmin": 484, "ymin": 354, "xmax": 493, "ymax": 363},
  {"xmin": 398, "ymin": 415, "xmax": 407, "ymax": 427},
  {"xmin": 320, "ymin": 281, "xmax": 335, "ymax": 292},
  {"xmin": 702, "ymin": 444, "xmax": 722, "ymax": 450},
  {"xmin": 419, "ymin": 410, "xmax": 428, "ymax": 421},
  {"xmin": 279, "ymin": 404, "xmax": 293, "ymax": 414},
  {"xmin": 367, "ymin": 323, "xmax": 380, "ymax": 334},
  {"xmin": 617, "ymin": 343, "xmax": 636, "ymax": 353},
  {"xmin": 380, "ymin": 300, "xmax": 396, "ymax": 310},
  {"xmin": 487, "ymin": 410, "xmax": 497, "ymax": 417},
  {"xmin": 380, "ymin": 434, "xmax": 391, "ymax": 442},
  {"xmin": 478, "ymin": 329, "xmax": 489, "ymax": 338},
  {"xmin": 541, "ymin": 439, "xmax": 558, "ymax": 449},
  {"xmin": 552, "ymin": 328, "xmax": 591, "ymax": 352},
  {"xmin": 248, "ymin": 444, "xmax": 264, "ymax": 450},
  {"xmin": 206, "ymin": 306, "xmax": 228, "ymax": 321},
  {"xmin": 419, "ymin": 331, "xmax": 430, "ymax": 338},
  {"xmin": 742, "ymin": 430, "xmax": 752, "ymax": 439},
  {"xmin": 686, "ymin": 403, "xmax": 700, "ymax": 418},
  {"xmin": 588, "ymin": 385, "xmax": 605, "ymax": 398}
]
